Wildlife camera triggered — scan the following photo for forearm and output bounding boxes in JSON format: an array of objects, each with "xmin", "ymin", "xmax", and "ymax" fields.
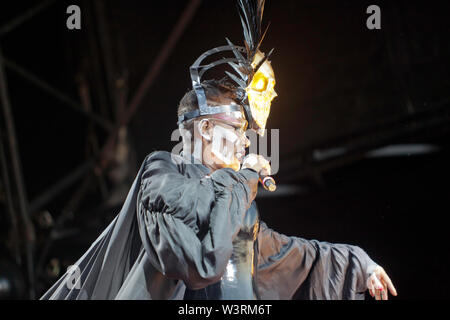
[{"xmin": 257, "ymin": 222, "xmax": 378, "ymax": 299}]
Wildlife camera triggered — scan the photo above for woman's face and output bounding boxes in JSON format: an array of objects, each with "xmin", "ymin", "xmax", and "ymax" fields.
[{"xmin": 200, "ymin": 114, "xmax": 250, "ymax": 172}]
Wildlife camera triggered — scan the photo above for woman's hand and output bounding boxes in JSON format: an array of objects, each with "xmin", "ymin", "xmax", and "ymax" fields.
[
  {"xmin": 241, "ymin": 154, "xmax": 271, "ymax": 176},
  {"xmin": 367, "ymin": 265, "xmax": 398, "ymax": 300}
]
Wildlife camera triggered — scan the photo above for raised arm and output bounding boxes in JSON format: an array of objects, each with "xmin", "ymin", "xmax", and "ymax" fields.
[{"xmin": 137, "ymin": 151, "xmax": 259, "ymax": 289}]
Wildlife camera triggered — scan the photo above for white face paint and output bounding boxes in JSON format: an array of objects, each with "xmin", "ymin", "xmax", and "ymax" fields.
[
  {"xmin": 211, "ymin": 124, "xmax": 239, "ymax": 165},
  {"xmin": 182, "ymin": 113, "xmax": 248, "ymax": 169}
]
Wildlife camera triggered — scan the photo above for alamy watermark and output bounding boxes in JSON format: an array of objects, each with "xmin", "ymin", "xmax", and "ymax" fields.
[
  {"xmin": 65, "ymin": 5, "xmax": 380, "ymax": 31},
  {"xmin": 170, "ymin": 125, "xmax": 280, "ymax": 175},
  {"xmin": 66, "ymin": 5, "xmax": 81, "ymax": 30},
  {"xmin": 66, "ymin": 264, "xmax": 81, "ymax": 290},
  {"xmin": 366, "ymin": 5, "xmax": 381, "ymax": 30}
]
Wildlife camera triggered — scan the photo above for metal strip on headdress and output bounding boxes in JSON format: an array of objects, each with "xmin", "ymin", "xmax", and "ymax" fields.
[{"xmin": 181, "ymin": 0, "xmax": 276, "ymax": 136}]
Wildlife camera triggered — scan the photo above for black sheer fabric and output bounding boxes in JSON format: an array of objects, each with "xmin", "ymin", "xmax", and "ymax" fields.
[{"xmin": 41, "ymin": 151, "xmax": 376, "ymax": 300}]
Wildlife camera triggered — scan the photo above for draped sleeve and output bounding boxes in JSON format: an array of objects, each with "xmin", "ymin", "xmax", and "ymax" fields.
[
  {"xmin": 256, "ymin": 221, "xmax": 378, "ymax": 300},
  {"xmin": 137, "ymin": 151, "xmax": 259, "ymax": 290}
]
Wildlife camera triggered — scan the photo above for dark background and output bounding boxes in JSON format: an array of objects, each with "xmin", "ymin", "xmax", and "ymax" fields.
[{"xmin": 0, "ymin": 0, "xmax": 449, "ymax": 299}]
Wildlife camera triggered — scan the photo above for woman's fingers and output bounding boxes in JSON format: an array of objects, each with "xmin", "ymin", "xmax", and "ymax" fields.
[
  {"xmin": 368, "ymin": 268, "xmax": 398, "ymax": 300},
  {"xmin": 372, "ymin": 274, "xmax": 384, "ymax": 300},
  {"xmin": 380, "ymin": 270, "xmax": 397, "ymax": 296},
  {"xmin": 380, "ymin": 280, "xmax": 388, "ymax": 300}
]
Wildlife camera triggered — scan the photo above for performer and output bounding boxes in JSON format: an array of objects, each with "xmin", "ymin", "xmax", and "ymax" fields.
[{"xmin": 41, "ymin": 0, "xmax": 396, "ymax": 300}]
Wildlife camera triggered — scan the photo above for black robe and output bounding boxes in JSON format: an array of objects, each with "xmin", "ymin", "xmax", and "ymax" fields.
[{"xmin": 41, "ymin": 151, "xmax": 377, "ymax": 300}]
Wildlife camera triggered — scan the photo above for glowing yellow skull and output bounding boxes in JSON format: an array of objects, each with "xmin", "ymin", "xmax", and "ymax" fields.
[{"xmin": 246, "ymin": 50, "xmax": 277, "ymax": 136}]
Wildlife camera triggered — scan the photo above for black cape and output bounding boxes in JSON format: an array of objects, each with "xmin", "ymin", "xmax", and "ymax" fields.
[{"xmin": 41, "ymin": 151, "xmax": 377, "ymax": 300}]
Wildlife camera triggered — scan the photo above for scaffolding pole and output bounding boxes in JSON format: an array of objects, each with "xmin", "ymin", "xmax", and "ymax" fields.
[
  {"xmin": 0, "ymin": 44, "xmax": 36, "ymax": 299},
  {"xmin": 0, "ymin": 0, "xmax": 56, "ymax": 37},
  {"xmin": 98, "ymin": 0, "xmax": 201, "ymax": 170},
  {"xmin": 2, "ymin": 57, "xmax": 113, "ymax": 131}
]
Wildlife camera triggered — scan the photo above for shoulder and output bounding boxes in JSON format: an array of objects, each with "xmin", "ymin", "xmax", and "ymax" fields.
[
  {"xmin": 140, "ymin": 151, "xmax": 184, "ymax": 178},
  {"xmin": 144, "ymin": 150, "xmax": 184, "ymax": 166}
]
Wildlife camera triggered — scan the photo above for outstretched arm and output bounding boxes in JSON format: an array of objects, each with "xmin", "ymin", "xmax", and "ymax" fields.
[{"xmin": 256, "ymin": 221, "xmax": 396, "ymax": 300}]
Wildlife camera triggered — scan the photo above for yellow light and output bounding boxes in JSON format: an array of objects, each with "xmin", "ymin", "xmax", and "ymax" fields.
[
  {"xmin": 246, "ymin": 50, "xmax": 277, "ymax": 136},
  {"xmin": 252, "ymin": 75, "xmax": 267, "ymax": 91}
]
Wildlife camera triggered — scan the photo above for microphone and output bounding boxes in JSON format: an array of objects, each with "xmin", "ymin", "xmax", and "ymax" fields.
[
  {"xmin": 240, "ymin": 153, "xmax": 276, "ymax": 191},
  {"xmin": 259, "ymin": 175, "xmax": 277, "ymax": 192}
]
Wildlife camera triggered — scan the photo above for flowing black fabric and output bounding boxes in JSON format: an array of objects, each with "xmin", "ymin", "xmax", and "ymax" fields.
[{"xmin": 41, "ymin": 151, "xmax": 376, "ymax": 300}]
